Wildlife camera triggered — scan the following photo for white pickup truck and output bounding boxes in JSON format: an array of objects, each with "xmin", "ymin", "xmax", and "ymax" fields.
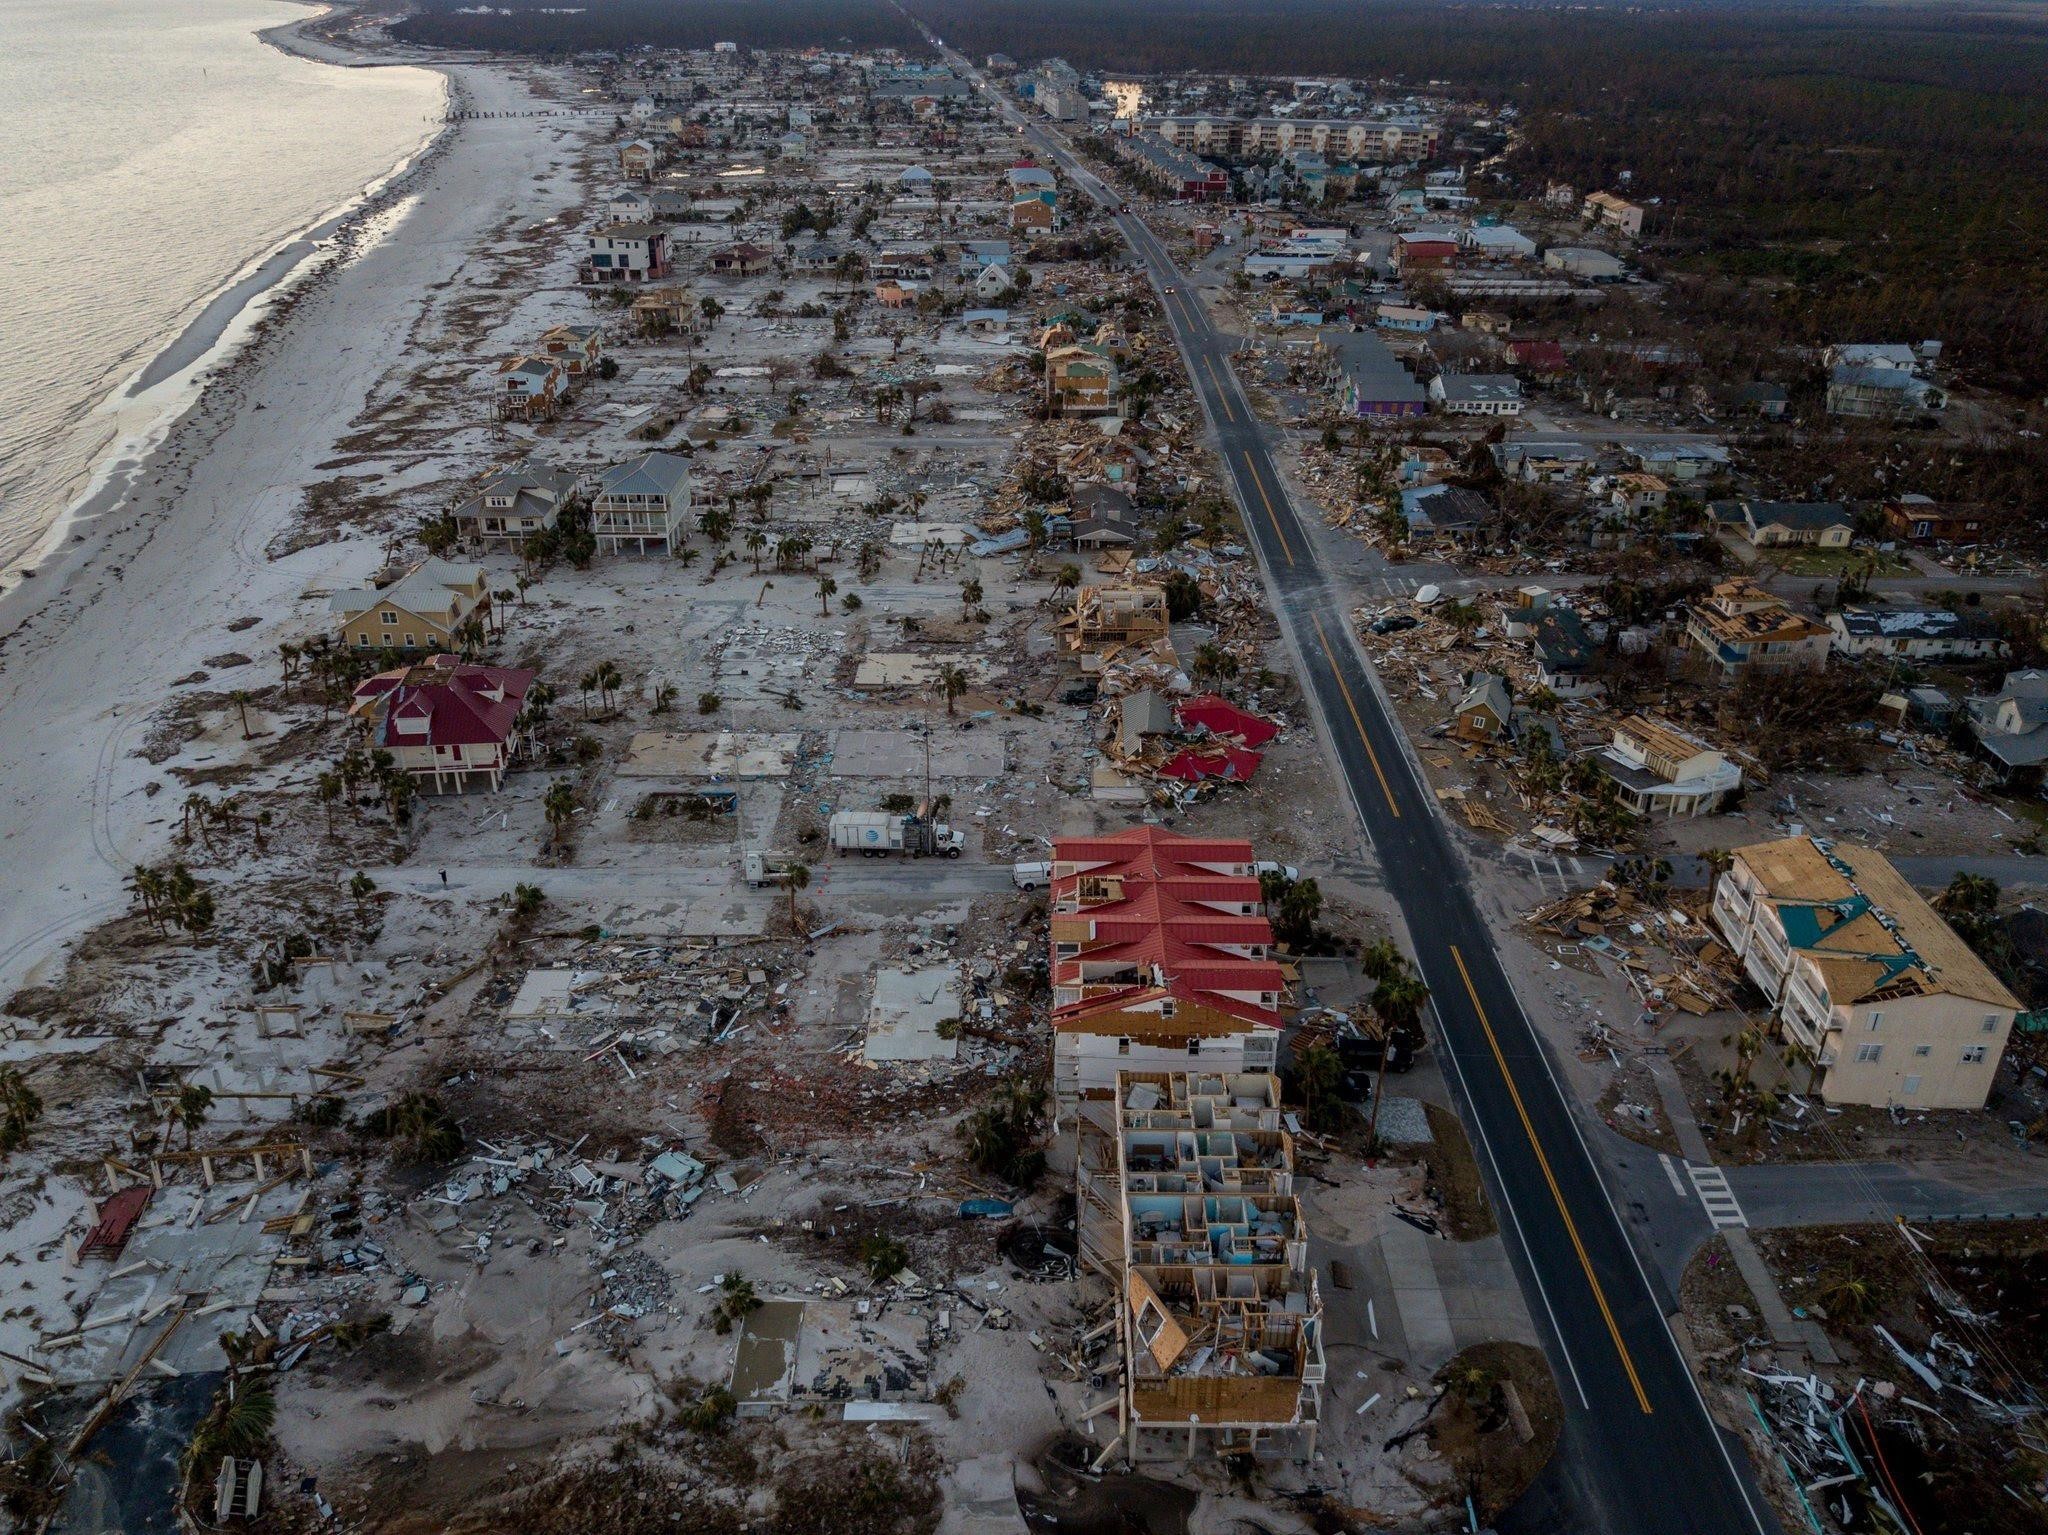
[{"xmin": 1011, "ymin": 860, "xmax": 1053, "ymax": 890}]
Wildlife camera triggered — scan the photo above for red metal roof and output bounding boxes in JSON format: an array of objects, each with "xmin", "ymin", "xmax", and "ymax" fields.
[
  {"xmin": 1157, "ymin": 746, "xmax": 1264, "ymax": 783},
  {"xmin": 352, "ymin": 655, "xmax": 535, "ymax": 750},
  {"xmin": 1051, "ymin": 827, "xmax": 1283, "ymax": 1030},
  {"xmin": 1175, "ymin": 694, "xmax": 1280, "ymax": 748},
  {"xmin": 81, "ymin": 1185, "xmax": 153, "ymax": 1258}
]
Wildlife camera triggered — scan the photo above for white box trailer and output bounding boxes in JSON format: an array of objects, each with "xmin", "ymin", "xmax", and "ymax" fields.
[{"xmin": 828, "ymin": 810, "xmax": 965, "ymax": 858}]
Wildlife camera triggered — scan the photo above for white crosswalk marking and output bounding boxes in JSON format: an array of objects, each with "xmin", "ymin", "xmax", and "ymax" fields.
[
  {"xmin": 1658, "ymin": 1153, "xmax": 1689, "ymax": 1199},
  {"xmin": 1686, "ymin": 1163, "xmax": 1748, "ymax": 1228}
]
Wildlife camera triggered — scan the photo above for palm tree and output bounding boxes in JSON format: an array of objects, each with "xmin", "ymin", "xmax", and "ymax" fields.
[
  {"xmin": 543, "ymin": 779, "xmax": 578, "ymax": 848},
  {"xmin": 175, "ymin": 1083, "xmax": 213, "ymax": 1150},
  {"xmin": 936, "ymin": 663, "xmax": 969, "ymax": 716},
  {"xmin": 1365, "ymin": 966, "xmax": 1430, "ymax": 1147},
  {"xmin": 1359, "ymin": 938, "xmax": 1403, "ymax": 983},
  {"xmin": 127, "ymin": 865, "xmax": 167, "ymax": 934},
  {"xmin": 317, "ymin": 772, "xmax": 342, "ymax": 840},
  {"xmin": 337, "ymin": 750, "xmax": 367, "ymax": 817},
  {"xmin": 1052, "ymin": 563, "xmax": 1082, "ymax": 601},
  {"xmin": 816, "ymin": 575, "xmax": 838, "ymax": 615},
  {"xmin": 348, "ymin": 871, "xmax": 376, "ymax": 922},
  {"xmin": 1937, "ymin": 872, "xmax": 1999, "ymax": 917},
  {"xmin": 1293, "ymin": 1041, "xmax": 1346, "ymax": 1134},
  {"xmin": 594, "ymin": 660, "xmax": 623, "ymax": 713},
  {"xmin": 784, "ymin": 862, "xmax": 811, "ymax": 929},
  {"xmin": 1192, "ymin": 642, "xmax": 1239, "ymax": 687},
  {"xmin": 746, "ymin": 529, "xmax": 768, "ymax": 573},
  {"xmin": 230, "ymin": 690, "xmax": 254, "ymax": 740},
  {"xmin": 380, "ymin": 768, "xmax": 415, "ymax": 827},
  {"xmin": 0, "ymin": 1065, "xmax": 43, "ymax": 1155},
  {"xmin": 959, "ymin": 576, "xmax": 983, "ymax": 619}
]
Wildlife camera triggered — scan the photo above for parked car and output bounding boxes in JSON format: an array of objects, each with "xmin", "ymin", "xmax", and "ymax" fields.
[
  {"xmin": 1252, "ymin": 860, "xmax": 1301, "ymax": 883},
  {"xmin": 1370, "ymin": 613, "xmax": 1419, "ymax": 635}
]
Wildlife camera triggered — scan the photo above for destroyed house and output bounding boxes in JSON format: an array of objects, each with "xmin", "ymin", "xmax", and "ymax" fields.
[
  {"xmin": 1682, "ymin": 580, "xmax": 1830, "ymax": 680},
  {"xmin": 1062, "ymin": 584, "xmax": 1168, "ymax": 651},
  {"xmin": 1827, "ymin": 607, "xmax": 2007, "ymax": 663},
  {"xmin": 1451, "ymin": 672, "xmax": 1512, "ymax": 740},
  {"xmin": 1530, "ymin": 606, "xmax": 1600, "ymax": 698},
  {"xmin": 1045, "ymin": 344, "xmax": 1121, "ymax": 416},
  {"xmin": 1048, "ymin": 829, "xmax": 1285, "ymax": 1113},
  {"xmin": 539, "ymin": 323, "xmax": 605, "ymax": 376},
  {"xmin": 1884, "ymin": 499, "xmax": 1986, "ymax": 544},
  {"xmin": 1076, "ymin": 1071, "xmax": 1323, "ymax": 1464},
  {"xmin": 1317, "ymin": 327, "xmax": 1426, "ymax": 419},
  {"xmin": 494, "ymin": 355, "xmax": 565, "ymax": 420},
  {"xmin": 1712, "ymin": 839, "xmax": 2019, "ymax": 1109},
  {"xmin": 1596, "ymin": 715, "xmax": 1741, "ymax": 818}
]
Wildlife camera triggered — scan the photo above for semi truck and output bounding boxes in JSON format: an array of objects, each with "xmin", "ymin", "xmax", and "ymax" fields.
[{"xmin": 828, "ymin": 809, "xmax": 966, "ymax": 859}]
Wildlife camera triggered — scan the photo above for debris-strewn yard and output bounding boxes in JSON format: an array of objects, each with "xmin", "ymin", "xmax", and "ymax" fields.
[{"xmin": 1685, "ymin": 1222, "xmax": 2048, "ymax": 1535}]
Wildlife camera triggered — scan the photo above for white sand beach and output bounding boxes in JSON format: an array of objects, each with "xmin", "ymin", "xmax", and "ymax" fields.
[{"xmin": 0, "ymin": 56, "xmax": 575, "ymax": 993}]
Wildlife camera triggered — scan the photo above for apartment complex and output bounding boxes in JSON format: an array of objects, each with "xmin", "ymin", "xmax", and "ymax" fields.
[
  {"xmin": 1144, "ymin": 115, "xmax": 1439, "ymax": 162},
  {"xmin": 1048, "ymin": 829, "xmax": 1286, "ymax": 1116},
  {"xmin": 1076, "ymin": 1070, "xmax": 1323, "ymax": 1463},
  {"xmin": 1712, "ymin": 838, "xmax": 2020, "ymax": 1108}
]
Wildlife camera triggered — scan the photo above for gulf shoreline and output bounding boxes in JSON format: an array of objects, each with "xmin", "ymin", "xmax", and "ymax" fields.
[
  {"xmin": 0, "ymin": 22, "xmax": 575, "ymax": 995},
  {"xmin": 0, "ymin": 0, "xmax": 452, "ymax": 614}
]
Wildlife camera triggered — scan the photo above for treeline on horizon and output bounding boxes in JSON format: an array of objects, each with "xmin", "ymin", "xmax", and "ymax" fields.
[
  {"xmin": 394, "ymin": 0, "xmax": 919, "ymax": 54},
  {"xmin": 920, "ymin": 0, "xmax": 2048, "ymax": 392},
  {"xmin": 397, "ymin": 0, "xmax": 2048, "ymax": 393}
]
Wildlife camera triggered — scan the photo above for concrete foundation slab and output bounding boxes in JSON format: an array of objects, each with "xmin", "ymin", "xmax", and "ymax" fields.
[
  {"xmin": 865, "ymin": 965, "xmax": 961, "ymax": 1063},
  {"xmin": 829, "ymin": 729, "xmax": 1005, "ymax": 779}
]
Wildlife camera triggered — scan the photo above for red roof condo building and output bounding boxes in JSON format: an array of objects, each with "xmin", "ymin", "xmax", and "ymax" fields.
[{"xmin": 1048, "ymin": 828, "xmax": 1287, "ymax": 1113}]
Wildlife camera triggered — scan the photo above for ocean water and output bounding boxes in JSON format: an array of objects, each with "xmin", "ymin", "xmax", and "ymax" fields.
[{"xmin": 0, "ymin": 0, "xmax": 444, "ymax": 574}]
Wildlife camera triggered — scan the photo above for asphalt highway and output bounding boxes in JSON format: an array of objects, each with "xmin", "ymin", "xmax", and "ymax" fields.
[{"xmin": 921, "ymin": 32, "xmax": 1783, "ymax": 1533}]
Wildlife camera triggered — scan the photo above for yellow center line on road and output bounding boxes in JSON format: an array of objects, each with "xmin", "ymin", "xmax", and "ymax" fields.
[
  {"xmin": 1448, "ymin": 943, "xmax": 1656, "ymax": 1416},
  {"xmin": 1307, "ymin": 614, "xmax": 1400, "ymax": 819},
  {"xmin": 1238, "ymin": 451, "xmax": 1294, "ymax": 567},
  {"xmin": 1203, "ymin": 358, "xmax": 1235, "ymax": 421}
]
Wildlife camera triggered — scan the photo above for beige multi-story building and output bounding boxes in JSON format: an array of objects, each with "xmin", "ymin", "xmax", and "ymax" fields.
[
  {"xmin": 1711, "ymin": 838, "xmax": 2020, "ymax": 1109},
  {"xmin": 1044, "ymin": 344, "xmax": 1120, "ymax": 416},
  {"xmin": 1146, "ymin": 115, "xmax": 1439, "ymax": 162},
  {"xmin": 1582, "ymin": 189, "xmax": 1645, "ymax": 238},
  {"xmin": 1076, "ymin": 1070, "xmax": 1323, "ymax": 1464}
]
